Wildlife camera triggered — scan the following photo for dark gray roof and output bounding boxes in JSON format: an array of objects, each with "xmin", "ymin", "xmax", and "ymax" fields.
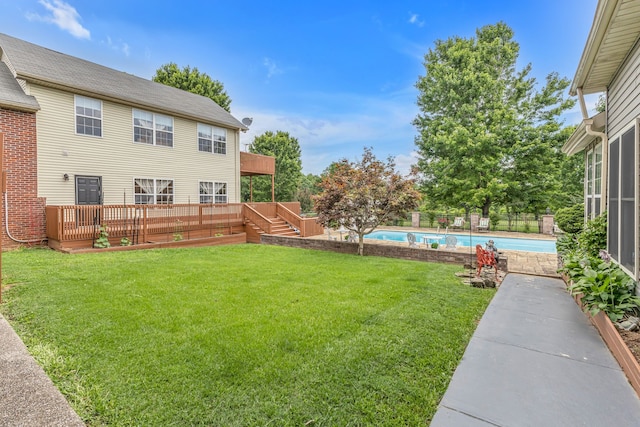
[
  {"xmin": 0, "ymin": 61, "xmax": 40, "ymax": 112},
  {"xmin": 0, "ymin": 33, "xmax": 246, "ymax": 130}
]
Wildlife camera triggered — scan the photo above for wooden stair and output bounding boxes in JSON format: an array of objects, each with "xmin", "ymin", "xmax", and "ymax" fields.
[{"xmin": 245, "ymin": 216, "xmax": 300, "ymax": 243}]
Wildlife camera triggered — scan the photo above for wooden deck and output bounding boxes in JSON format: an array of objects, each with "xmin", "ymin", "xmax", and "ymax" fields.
[{"xmin": 45, "ymin": 202, "xmax": 325, "ymax": 251}]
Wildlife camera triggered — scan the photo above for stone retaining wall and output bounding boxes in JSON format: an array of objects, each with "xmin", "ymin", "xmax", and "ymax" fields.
[{"xmin": 261, "ymin": 235, "xmax": 508, "ymax": 271}]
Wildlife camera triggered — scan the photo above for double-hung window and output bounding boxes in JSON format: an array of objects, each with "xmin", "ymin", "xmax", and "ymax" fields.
[
  {"xmin": 585, "ymin": 143, "xmax": 602, "ymax": 219},
  {"xmin": 215, "ymin": 182, "xmax": 228, "ymax": 203},
  {"xmin": 75, "ymin": 95, "xmax": 102, "ymax": 136},
  {"xmin": 608, "ymin": 120, "xmax": 638, "ymax": 279},
  {"xmin": 199, "ymin": 181, "xmax": 227, "ymax": 204},
  {"xmin": 133, "ymin": 109, "xmax": 173, "ymax": 147},
  {"xmin": 134, "ymin": 178, "xmax": 174, "ymax": 204},
  {"xmin": 197, "ymin": 124, "xmax": 227, "ymax": 154}
]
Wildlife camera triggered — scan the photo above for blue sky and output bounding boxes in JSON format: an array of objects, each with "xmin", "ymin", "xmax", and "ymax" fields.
[{"xmin": 1, "ymin": 0, "xmax": 599, "ymax": 175}]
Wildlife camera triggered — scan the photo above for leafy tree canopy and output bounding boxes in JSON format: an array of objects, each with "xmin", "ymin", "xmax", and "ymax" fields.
[
  {"xmin": 243, "ymin": 131, "xmax": 303, "ymax": 202},
  {"xmin": 295, "ymin": 173, "xmax": 322, "ymax": 214},
  {"xmin": 153, "ymin": 62, "xmax": 232, "ymax": 112},
  {"xmin": 314, "ymin": 147, "xmax": 421, "ymax": 255},
  {"xmin": 414, "ymin": 22, "xmax": 575, "ymax": 216}
]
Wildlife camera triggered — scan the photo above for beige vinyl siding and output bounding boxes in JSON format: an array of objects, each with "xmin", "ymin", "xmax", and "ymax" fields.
[
  {"xmin": 32, "ymin": 84, "xmax": 240, "ymax": 205},
  {"xmin": 608, "ymin": 41, "xmax": 640, "ymax": 137}
]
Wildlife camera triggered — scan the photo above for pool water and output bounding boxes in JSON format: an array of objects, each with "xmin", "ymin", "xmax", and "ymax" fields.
[{"xmin": 365, "ymin": 230, "xmax": 556, "ymax": 254}]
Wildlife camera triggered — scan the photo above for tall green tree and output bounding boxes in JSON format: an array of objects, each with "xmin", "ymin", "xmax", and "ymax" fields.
[
  {"xmin": 413, "ymin": 22, "xmax": 575, "ymax": 216},
  {"xmin": 153, "ymin": 62, "xmax": 231, "ymax": 112},
  {"xmin": 314, "ymin": 147, "xmax": 421, "ymax": 256},
  {"xmin": 243, "ymin": 131, "xmax": 303, "ymax": 202},
  {"xmin": 295, "ymin": 173, "xmax": 322, "ymax": 213}
]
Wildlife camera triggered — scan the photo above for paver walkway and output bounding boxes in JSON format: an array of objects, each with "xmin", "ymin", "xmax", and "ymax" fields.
[{"xmin": 430, "ymin": 274, "xmax": 640, "ymax": 426}]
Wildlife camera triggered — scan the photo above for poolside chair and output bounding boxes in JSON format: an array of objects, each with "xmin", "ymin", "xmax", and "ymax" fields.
[
  {"xmin": 451, "ymin": 217, "xmax": 465, "ymax": 230},
  {"xmin": 477, "ymin": 217, "xmax": 490, "ymax": 232},
  {"xmin": 347, "ymin": 231, "xmax": 357, "ymax": 243},
  {"xmin": 476, "ymin": 244, "xmax": 498, "ymax": 280},
  {"xmin": 407, "ymin": 232, "xmax": 418, "ymax": 248},
  {"xmin": 445, "ymin": 235, "xmax": 457, "ymax": 250}
]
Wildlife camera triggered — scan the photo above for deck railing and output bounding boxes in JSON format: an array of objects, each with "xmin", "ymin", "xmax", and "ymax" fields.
[
  {"xmin": 45, "ymin": 202, "xmax": 325, "ymax": 245},
  {"xmin": 46, "ymin": 203, "xmax": 244, "ymax": 243}
]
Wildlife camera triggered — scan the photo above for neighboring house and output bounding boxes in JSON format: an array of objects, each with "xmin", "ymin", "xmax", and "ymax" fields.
[
  {"xmin": 562, "ymin": 0, "xmax": 640, "ymax": 281},
  {"xmin": 0, "ymin": 33, "xmax": 247, "ymax": 248}
]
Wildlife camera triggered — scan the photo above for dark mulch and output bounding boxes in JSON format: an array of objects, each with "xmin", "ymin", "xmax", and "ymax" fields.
[{"xmin": 619, "ymin": 329, "xmax": 640, "ymax": 364}]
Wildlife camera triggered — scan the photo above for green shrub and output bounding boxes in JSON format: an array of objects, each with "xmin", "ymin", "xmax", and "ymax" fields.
[
  {"xmin": 555, "ymin": 204, "xmax": 584, "ymax": 234},
  {"xmin": 489, "ymin": 211, "xmax": 500, "ymax": 231},
  {"xmin": 94, "ymin": 225, "xmax": 111, "ymax": 249},
  {"xmin": 577, "ymin": 213, "xmax": 607, "ymax": 258},
  {"xmin": 566, "ymin": 254, "xmax": 640, "ymax": 322},
  {"xmin": 426, "ymin": 211, "xmax": 437, "ymax": 228},
  {"xmin": 556, "ymin": 234, "xmax": 578, "ymax": 256}
]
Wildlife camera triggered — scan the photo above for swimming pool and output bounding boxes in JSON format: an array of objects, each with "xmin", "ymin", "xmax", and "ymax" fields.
[{"xmin": 365, "ymin": 230, "xmax": 557, "ymax": 254}]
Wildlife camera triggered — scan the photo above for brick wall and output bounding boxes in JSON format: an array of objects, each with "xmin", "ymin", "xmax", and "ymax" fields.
[
  {"xmin": 261, "ymin": 235, "xmax": 509, "ymax": 271},
  {"xmin": 0, "ymin": 107, "xmax": 46, "ymax": 249}
]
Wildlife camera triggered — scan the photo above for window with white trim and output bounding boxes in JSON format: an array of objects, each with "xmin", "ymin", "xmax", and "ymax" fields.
[
  {"xmin": 585, "ymin": 143, "xmax": 602, "ymax": 219},
  {"xmin": 199, "ymin": 181, "xmax": 227, "ymax": 203},
  {"xmin": 134, "ymin": 178, "xmax": 174, "ymax": 204},
  {"xmin": 197, "ymin": 124, "xmax": 226, "ymax": 154},
  {"xmin": 75, "ymin": 95, "xmax": 102, "ymax": 136},
  {"xmin": 215, "ymin": 182, "xmax": 227, "ymax": 203},
  {"xmin": 607, "ymin": 120, "xmax": 638, "ymax": 279},
  {"xmin": 133, "ymin": 109, "xmax": 173, "ymax": 147}
]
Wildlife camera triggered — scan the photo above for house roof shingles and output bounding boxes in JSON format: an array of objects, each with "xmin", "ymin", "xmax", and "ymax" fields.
[
  {"xmin": 0, "ymin": 61, "xmax": 40, "ymax": 112},
  {"xmin": 0, "ymin": 33, "xmax": 246, "ymax": 130}
]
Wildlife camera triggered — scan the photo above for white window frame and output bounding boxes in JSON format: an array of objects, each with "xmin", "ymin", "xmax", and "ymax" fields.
[
  {"xmin": 199, "ymin": 181, "xmax": 214, "ymax": 204},
  {"xmin": 199, "ymin": 181, "xmax": 227, "ymax": 204},
  {"xmin": 585, "ymin": 142, "xmax": 602, "ymax": 220},
  {"xmin": 197, "ymin": 123, "xmax": 227, "ymax": 155},
  {"xmin": 215, "ymin": 182, "xmax": 228, "ymax": 204},
  {"xmin": 75, "ymin": 95, "xmax": 102, "ymax": 137},
  {"xmin": 607, "ymin": 119, "xmax": 639, "ymax": 280},
  {"xmin": 134, "ymin": 178, "xmax": 174, "ymax": 205},
  {"xmin": 133, "ymin": 109, "xmax": 174, "ymax": 147}
]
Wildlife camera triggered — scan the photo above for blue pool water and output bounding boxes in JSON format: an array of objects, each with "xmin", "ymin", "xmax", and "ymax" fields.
[{"xmin": 365, "ymin": 230, "xmax": 556, "ymax": 254}]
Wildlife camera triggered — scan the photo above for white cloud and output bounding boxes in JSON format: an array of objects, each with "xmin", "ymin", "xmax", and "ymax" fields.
[
  {"xmin": 27, "ymin": 0, "xmax": 90, "ymax": 40},
  {"xmin": 394, "ymin": 151, "xmax": 420, "ymax": 176},
  {"xmin": 408, "ymin": 13, "xmax": 425, "ymax": 27},
  {"xmin": 234, "ymin": 87, "xmax": 420, "ymax": 175},
  {"xmin": 104, "ymin": 36, "xmax": 130, "ymax": 56},
  {"xmin": 263, "ymin": 57, "xmax": 284, "ymax": 79}
]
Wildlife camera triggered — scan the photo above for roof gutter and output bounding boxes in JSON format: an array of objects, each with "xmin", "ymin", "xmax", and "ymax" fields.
[{"xmin": 577, "ymin": 87, "xmax": 608, "ymax": 212}]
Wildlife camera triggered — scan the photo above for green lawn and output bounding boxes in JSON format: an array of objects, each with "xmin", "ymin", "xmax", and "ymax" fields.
[{"xmin": 0, "ymin": 245, "xmax": 493, "ymax": 426}]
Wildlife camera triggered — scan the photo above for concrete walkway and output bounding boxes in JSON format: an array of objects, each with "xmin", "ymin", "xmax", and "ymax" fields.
[
  {"xmin": 0, "ymin": 314, "xmax": 84, "ymax": 427},
  {"xmin": 430, "ymin": 273, "xmax": 640, "ymax": 427}
]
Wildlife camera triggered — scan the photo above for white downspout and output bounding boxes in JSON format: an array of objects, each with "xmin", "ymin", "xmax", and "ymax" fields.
[{"xmin": 577, "ymin": 87, "xmax": 608, "ymax": 213}]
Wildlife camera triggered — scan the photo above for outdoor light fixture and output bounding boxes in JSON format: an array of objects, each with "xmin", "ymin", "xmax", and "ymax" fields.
[{"xmin": 63, "ymin": 173, "xmax": 69, "ymax": 181}]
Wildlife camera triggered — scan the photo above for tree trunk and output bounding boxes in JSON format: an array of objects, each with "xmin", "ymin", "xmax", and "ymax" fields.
[
  {"xmin": 482, "ymin": 200, "xmax": 491, "ymax": 217},
  {"xmin": 358, "ymin": 234, "xmax": 365, "ymax": 256}
]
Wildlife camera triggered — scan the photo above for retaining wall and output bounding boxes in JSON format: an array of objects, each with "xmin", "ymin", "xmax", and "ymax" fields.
[{"xmin": 261, "ymin": 235, "xmax": 508, "ymax": 271}]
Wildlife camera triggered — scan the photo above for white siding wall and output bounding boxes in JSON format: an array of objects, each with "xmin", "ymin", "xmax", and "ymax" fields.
[
  {"xmin": 31, "ymin": 84, "xmax": 241, "ymax": 204},
  {"xmin": 608, "ymin": 41, "xmax": 640, "ymax": 136}
]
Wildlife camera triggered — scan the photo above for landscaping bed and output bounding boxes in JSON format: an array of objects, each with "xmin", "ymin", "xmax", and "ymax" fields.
[{"xmin": 620, "ymin": 330, "xmax": 640, "ymax": 362}]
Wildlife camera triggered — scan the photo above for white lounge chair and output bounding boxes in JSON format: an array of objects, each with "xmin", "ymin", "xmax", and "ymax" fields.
[
  {"xmin": 451, "ymin": 217, "xmax": 465, "ymax": 229},
  {"xmin": 478, "ymin": 217, "xmax": 490, "ymax": 232},
  {"xmin": 407, "ymin": 232, "xmax": 418, "ymax": 248}
]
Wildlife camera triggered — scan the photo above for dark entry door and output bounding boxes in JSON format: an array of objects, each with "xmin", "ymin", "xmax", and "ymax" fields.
[
  {"xmin": 75, "ymin": 176, "xmax": 102, "ymax": 226},
  {"xmin": 76, "ymin": 176, "xmax": 102, "ymax": 205}
]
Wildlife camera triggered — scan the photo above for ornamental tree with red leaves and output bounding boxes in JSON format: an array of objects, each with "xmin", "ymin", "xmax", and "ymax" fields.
[{"xmin": 314, "ymin": 147, "xmax": 421, "ymax": 256}]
